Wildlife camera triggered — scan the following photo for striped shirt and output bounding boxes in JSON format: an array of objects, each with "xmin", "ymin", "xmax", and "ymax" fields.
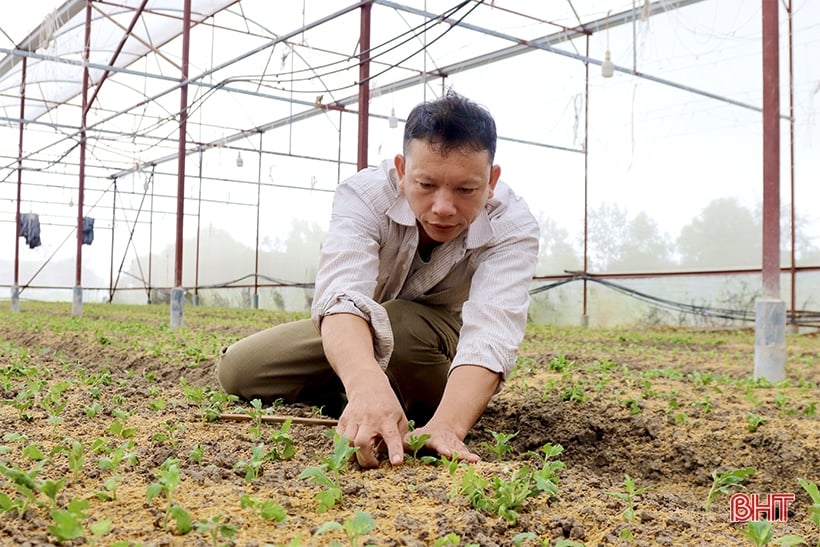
[{"xmin": 311, "ymin": 159, "xmax": 540, "ymax": 380}]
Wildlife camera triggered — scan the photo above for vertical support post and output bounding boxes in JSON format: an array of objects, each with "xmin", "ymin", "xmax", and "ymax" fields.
[
  {"xmin": 581, "ymin": 35, "xmax": 590, "ymax": 328},
  {"xmin": 786, "ymin": 0, "xmax": 797, "ymax": 332},
  {"xmin": 73, "ymin": 1, "xmax": 93, "ymax": 318},
  {"xmin": 755, "ymin": 0, "xmax": 786, "ymax": 382},
  {"xmin": 147, "ymin": 169, "xmax": 154, "ymax": 303},
  {"xmin": 108, "ymin": 181, "xmax": 117, "ymax": 302},
  {"xmin": 171, "ymin": 0, "xmax": 192, "ymax": 328},
  {"xmin": 193, "ymin": 151, "xmax": 203, "ymax": 306},
  {"xmin": 357, "ymin": 2, "xmax": 372, "ymax": 171},
  {"xmin": 12, "ymin": 56, "xmax": 26, "ymax": 313},
  {"xmin": 253, "ymin": 132, "xmax": 263, "ymax": 309}
]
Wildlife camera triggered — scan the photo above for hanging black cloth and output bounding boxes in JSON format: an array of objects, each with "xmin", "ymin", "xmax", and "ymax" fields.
[
  {"xmin": 82, "ymin": 216, "xmax": 94, "ymax": 245},
  {"xmin": 19, "ymin": 212, "xmax": 41, "ymax": 249}
]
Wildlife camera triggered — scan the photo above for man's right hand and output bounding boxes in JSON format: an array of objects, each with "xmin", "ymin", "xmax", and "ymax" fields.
[
  {"xmin": 320, "ymin": 313, "xmax": 408, "ymax": 468},
  {"xmin": 336, "ymin": 375, "xmax": 408, "ymax": 468}
]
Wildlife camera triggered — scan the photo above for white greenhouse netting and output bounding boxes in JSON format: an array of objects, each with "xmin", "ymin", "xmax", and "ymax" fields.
[{"xmin": 1, "ymin": 0, "xmax": 818, "ymax": 328}]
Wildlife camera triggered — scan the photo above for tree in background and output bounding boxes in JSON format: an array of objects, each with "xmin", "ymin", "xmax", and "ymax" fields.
[
  {"xmin": 585, "ymin": 203, "xmax": 674, "ymax": 273},
  {"xmin": 677, "ymin": 197, "xmax": 761, "ymax": 270},
  {"xmin": 534, "ymin": 214, "xmax": 581, "ymax": 276}
]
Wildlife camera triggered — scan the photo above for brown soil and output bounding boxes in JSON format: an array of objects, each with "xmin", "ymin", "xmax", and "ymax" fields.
[{"xmin": 0, "ymin": 303, "xmax": 818, "ymax": 546}]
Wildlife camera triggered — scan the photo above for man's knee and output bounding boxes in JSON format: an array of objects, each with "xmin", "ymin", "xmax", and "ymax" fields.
[{"xmin": 215, "ymin": 342, "xmax": 246, "ymax": 396}]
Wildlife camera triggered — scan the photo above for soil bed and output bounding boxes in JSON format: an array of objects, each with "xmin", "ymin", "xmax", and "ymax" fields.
[{"xmin": 0, "ymin": 302, "xmax": 818, "ymax": 546}]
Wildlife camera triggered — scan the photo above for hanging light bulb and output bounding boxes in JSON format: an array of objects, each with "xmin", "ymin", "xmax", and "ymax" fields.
[
  {"xmin": 601, "ymin": 50, "xmax": 614, "ymax": 78},
  {"xmin": 236, "ymin": 151, "xmax": 244, "ymax": 167},
  {"xmin": 601, "ymin": 10, "xmax": 614, "ymax": 79},
  {"xmin": 388, "ymin": 107, "xmax": 398, "ymax": 129}
]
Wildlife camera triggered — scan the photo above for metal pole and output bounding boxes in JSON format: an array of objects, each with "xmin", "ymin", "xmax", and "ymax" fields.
[
  {"xmin": 170, "ymin": 0, "xmax": 192, "ymax": 328},
  {"xmin": 357, "ymin": 2, "xmax": 372, "ymax": 171},
  {"xmin": 108, "ymin": 181, "xmax": 117, "ymax": 302},
  {"xmin": 194, "ymin": 150, "xmax": 203, "ymax": 306},
  {"xmin": 786, "ymin": 0, "xmax": 796, "ymax": 329},
  {"xmin": 11, "ymin": 56, "xmax": 26, "ymax": 312},
  {"xmin": 581, "ymin": 35, "xmax": 590, "ymax": 327},
  {"xmin": 73, "ymin": 1, "xmax": 93, "ymax": 317},
  {"xmin": 148, "ymin": 168, "xmax": 155, "ymax": 304},
  {"xmin": 254, "ymin": 133, "xmax": 263, "ymax": 309},
  {"xmin": 755, "ymin": 0, "xmax": 786, "ymax": 382}
]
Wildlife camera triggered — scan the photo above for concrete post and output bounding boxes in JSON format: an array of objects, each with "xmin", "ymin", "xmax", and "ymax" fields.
[
  {"xmin": 10, "ymin": 285, "xmax": 20, "ymax": 312},
  {"xmin": 170, "ymin": 287, "xmax": 184, "ymax": 328},
  {"xmin": 754, "ymin": 298, "xmax": 787, "ymax": 383},
  {"xmin": 71, "ymin": 286, "xmax": 83, "ymax": 317}
]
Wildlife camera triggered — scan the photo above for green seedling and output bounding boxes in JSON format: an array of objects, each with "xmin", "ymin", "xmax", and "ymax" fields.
[
  {"xmin": 147, "ymin": 392, "xmax": 167, "ymax": 411},
  {"xmin": 146, "ymin": 457, "xmax": 191, "ymax": 534},
  {"xmin": 434, "ymin": 532, "xmax": 472, "ymax": 546},
  {"xmin": 772, "ymin": 535, "xmax": 810, "ymax": 546},
  {"xmin": 233, "ymin": 443, "xmax": 270, "ymax": 483},
  {"xmin": 450, "ymin": 443, "xmax": 565, "ymax": 524},
  {"xmin": 798, "ymin": 478, "xmax": 820, "ymax": 546},
  {"xmin": 97, "ymin": 439, "xmax": 139, "ymax": 501},
  {"xmin": 150, "ymin": 422, "xmax": 185, "ymax": 449},
  {"xmin": 22, "ymin": 442, "xmax": 45, "ymax": 462},
  {"xmin": 480, "ymin": 429, "xmax": 518, "ymax": 461},
  {"xmin": 746, "ymin": 412, "xmax": 767, "ymax": 432},
  {"xmin": 298, "ymin": 430, "xmax": 358, "ymax": 512},
  {"xmin": 559, "ymin": 382, "xmax": 588, "ymax": 403},
  {"xmin": 246, "ymin": 398, "xmax": 266, "ymax": 441},
  {"xmin": 67, "ymin": 439, "xmax": 84, "ymax": 480},
  {"xmin": 692, "ymin": 397, "xmax": 714, "ymax": 414},
  {"xmin": 42, "ymin": 381, "xmax": 70, "ymax": 435},
  {"xmin": 705, "ymin": 467, "xmax": 756, "ymax": 511},
  {"xmin": 440, "ymin": 452, "xmax": 463, "ymax": 477},
  {"xmin": 39, "ymin": 477, "xmax": 67, "ymax": 510},
  {"xmin": 621, "ymin": 398, "xmax": 643, "ymax": 415},
  {"xmin": 454, "ymin": 465, "xmax": 532, "ymax": 523},
  {"xmin": 743, "ymin": 520, "xmax": 773, "ymax": 547},
  {"xmin": 85, "ymin": 402, "xmax": 103, "ymax": 418},
  {"xmin": 107, "ymin": 409, "xmax": 137, "ymax": 439},
  {"xmin": 548, "ymin": 354, "xmax": 575, "ymax": 372},
  {"xmin": 315, "ymin": 511, "xmax": 376, "ymax": 547},
  {"xmin": 194, "ymin": 514, "xmax": 238, "ymax": 547},
  {"xmin": 48, "ymin": 498, "xmax": 113, "ymax": 545},
  {"xmin": 98, "ymin": 439, "xmax": 138, "ymax": 474},
  {"xmin": 608, "ymin": 474, "xmax": 652, "ymax": 523},
  {"xmin": 0, "ymin": 461, "xmax": 44, "ymax": 516},
  {"xmin": 240, "ymin": 494, "xmax": 287, "ymax": 522},
  {"xmin": 189, "ymin": 444, "xmax": 205, "ymax": 464},
  {"xmin": 406, "ymin": 432, "xmax": 432, "ymax": 461},
  {"xmin": 267, "ymin": 417, "xmax": 297, "ymax": 460},
  {"xmin": 799, "ymin": 478, "xmax": 820, "ymax": 524},
  {"xmin": 526, "ymin": 443, "xmax": 566, "ymax": 499},
  {"xmin": 513, "ymin": 534, "xmax": 584, "ymax": 547}
]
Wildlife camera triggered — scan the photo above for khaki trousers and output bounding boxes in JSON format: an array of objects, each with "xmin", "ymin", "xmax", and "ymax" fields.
[{"xmin": 216, "ymin": 299, "xmax": 461, "ymax": 422}]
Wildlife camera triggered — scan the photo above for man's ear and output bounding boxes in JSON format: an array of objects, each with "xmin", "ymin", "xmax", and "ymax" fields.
[
  {"xmin": 488, "ymin": 164, "xmax": 501, "ymax": 199},
  {"xmin": 394, "ymin": 154, "xmax": 406, "ymax": 188},
  {"xmin": 394, "ymin": 154, "xmax": 405, "ymax": 176}
]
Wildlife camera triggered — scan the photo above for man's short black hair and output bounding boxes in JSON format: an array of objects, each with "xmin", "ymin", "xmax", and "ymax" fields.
[{"xmin": 402, "ymin": 90, "xmax": 497, "ymax": 163}]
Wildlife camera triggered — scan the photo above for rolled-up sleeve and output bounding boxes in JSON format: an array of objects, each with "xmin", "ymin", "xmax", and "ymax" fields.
[
  {"xmin": 451, "ymin": 214, "xmax": 540, "ymax": 381},
  {"xmin": 310, "ymin": 181, "xmax": 395, "ymax": 367}
]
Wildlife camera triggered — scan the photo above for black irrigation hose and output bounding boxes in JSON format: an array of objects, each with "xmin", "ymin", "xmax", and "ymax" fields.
[
  {"xmin": 127, "ymin": 270, "xmax": 819, "ymax": 327},
  {"xmin": 529, "ymin": 275, "xmax": 820, "ymax": 326}
]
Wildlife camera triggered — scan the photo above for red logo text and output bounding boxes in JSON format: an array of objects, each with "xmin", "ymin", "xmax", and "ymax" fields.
[{"xmin": 730, "ymin": 493, "xmax": 795, "ymax": 522}]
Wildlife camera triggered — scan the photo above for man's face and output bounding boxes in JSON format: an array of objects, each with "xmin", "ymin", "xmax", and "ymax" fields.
[{"xmin": 395, "ymin": 139, "xmax": 500, "ymax": 245}]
